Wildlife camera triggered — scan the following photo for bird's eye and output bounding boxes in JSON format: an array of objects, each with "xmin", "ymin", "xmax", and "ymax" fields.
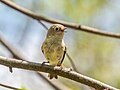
[{"xmin": 55, "ymin": 27, "xmax": 60, "ymax": 31}]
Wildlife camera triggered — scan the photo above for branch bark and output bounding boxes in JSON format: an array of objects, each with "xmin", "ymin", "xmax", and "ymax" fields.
[
  {"xmin": 0, "ymin": 26, "xmax": 113, "ymax": 90},
  {"xmin": 1, "ymin": 0, "xmax": 120, "ymax": 39},
  {"xmin": 0, "ymin": 33, "xmax": 62, "ymax": 90},
  {"xmin": 0, "ymin": 56, "xmax": 118, "ymax": 90},
  {"xmin": 0, "ymin": 0, "xmax": 119, "ymax": 90},
  {"xmin": 0, "ymin": 83, "xmax": 21, "ymax": 90}
]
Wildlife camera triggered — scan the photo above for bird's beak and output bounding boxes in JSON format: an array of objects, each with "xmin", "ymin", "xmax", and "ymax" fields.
[
  {"xmin": 61, "ymin": 27, "xmax": 67, "ymax": 32},
  {"xmin": 64, "ymin": 27, "xmax": 67, "ymax": 32},
  {"xmin": 64, "ymin": 27, "xmax": 67, "ymax": 30}
]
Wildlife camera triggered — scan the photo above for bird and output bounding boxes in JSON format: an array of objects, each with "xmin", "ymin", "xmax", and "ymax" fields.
[{"xmin": 41, "ymin": 24, "xmax": 66, "ymax": 79}]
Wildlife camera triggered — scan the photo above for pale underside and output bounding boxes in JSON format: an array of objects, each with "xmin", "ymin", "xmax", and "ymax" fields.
[{"xmin": 41, "ymin": 38, "xmax": 66, "ymax": 66}]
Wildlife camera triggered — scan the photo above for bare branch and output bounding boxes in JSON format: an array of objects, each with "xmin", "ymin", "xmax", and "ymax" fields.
[
  {"xmin": 1, "ymin": 0, "xmax": 120, "ymax": 39},
  {"xmin": 66, "ymin": 53, "xmax": 78, "ymax": 72},
  {"xmin": 0, "ymin": 1, "xmax": 119, "ymax": 90},
  {"xmin": 37, "ymin": 73, "xmax": 63, "ymax": 90},
  {"xmin": 0, "ymin": 34, "xmax": 62, "ymax": 90},
  {"xmin": 0, "ymin": 33, "xmax": 118, "ymax": 90},
  {"xmin": 38, "ymin": 21, "xmax": 49, "ymax": 30},
  {"xmin": 0, "ymin": 33, "xmax": 27, "ymax": 61},
  {"xmin": 0, "ymin": 34, "xmax": 118, "ymax": 90},
  {"xmin": 0, "ymin": 83, "xmax": 21, "ymax": 90},
  {"xmin": 0, "ymin": 56, "xmax": 118, "ymax": 90}
]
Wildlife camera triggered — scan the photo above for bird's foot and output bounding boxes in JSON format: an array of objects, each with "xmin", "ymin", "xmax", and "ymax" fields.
[
  {"xmin": 66, "ymin": 67, "xmax": 73, "ymax": 72},
  {"xmin": 54, "ymin": 65, "xmax": 63, "ymax": 71},
  {"xmin": 42, "ymin": 61, "xmax": 49, "ymax": 65}
]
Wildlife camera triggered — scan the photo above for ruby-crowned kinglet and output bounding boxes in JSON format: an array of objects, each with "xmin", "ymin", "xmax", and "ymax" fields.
[{"xmin": 41, "ymin": 24, "xmax": 66, "ymax": 79}]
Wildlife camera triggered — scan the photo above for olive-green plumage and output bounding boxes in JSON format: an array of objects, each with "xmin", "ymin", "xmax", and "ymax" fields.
[{"xmin": 41, "ymin": 24, "xmax": 66, "ymax": 79}]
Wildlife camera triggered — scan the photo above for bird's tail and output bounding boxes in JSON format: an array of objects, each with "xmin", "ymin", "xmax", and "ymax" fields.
[{"xmin": 48, "ymin": 73, "xmax": 58, "ymax": 79}]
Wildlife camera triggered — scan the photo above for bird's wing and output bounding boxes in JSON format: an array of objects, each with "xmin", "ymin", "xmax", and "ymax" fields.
[{"xmin": 57, "ymin": 46, "xmax": 67, "ymax": 66}]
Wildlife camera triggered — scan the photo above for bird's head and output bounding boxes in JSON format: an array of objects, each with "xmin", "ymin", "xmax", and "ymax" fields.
[{"xmin": 47, "ymin": 24, "xmax": 66, "ymax": 39}]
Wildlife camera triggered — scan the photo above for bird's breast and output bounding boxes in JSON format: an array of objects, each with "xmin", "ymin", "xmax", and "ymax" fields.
[{"xmin": 43, "ymin": 39, "xmax": 65, "ymax": 65}]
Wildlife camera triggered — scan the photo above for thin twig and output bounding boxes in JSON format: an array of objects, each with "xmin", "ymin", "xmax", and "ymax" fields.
[
  {"xmin": 0, "ymin": 33, "xmax": 28, "ymax": 61},
  {"xmin": 66, "ymin": 53, "xmax": 78, "ymax": 72},
  {"xmin": 37, "ymin": 72, "xmax": 62, "ymax": 90},
  {"xmin": 38, "ymin": 20, "xmax": 48, "ymax": 30},
  {"xmin": 1, "ymin": 0, "xmax": 120, "ymax": 39},
  {"xmin": 0, "ymin": 56, "xmax": 118, "ymax": 90},
  {"xmin": 0, "ymin": 83, "xmax": 21, "ymax": 90}
]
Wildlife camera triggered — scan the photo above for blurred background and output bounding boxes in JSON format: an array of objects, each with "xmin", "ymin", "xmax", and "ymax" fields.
[{"xmin": 0, "ymin": 0, "xmax": 120, "ymax": 90}]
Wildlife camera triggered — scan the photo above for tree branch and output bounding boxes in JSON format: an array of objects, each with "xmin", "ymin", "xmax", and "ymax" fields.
[
  {"xmin": 0, "ymin": 1, "xmax": 119, "ymax": 90},
  {"xmin": 0, "ymin": 32, "xmax": 118, "ymax": 90},
  {"xmin": 66, "ymin": 53, "xmax": 78, "ymax": 72},
  {"xmin": 1, "ymin": 0, "xmax": 120, "ymax": 39},
  {"xmin": 0, "ymin": 83, "xmax": 21, "ymax": 90},
  {"xmin": 0, "ymin": 33, "xmax": 27, "ymax": 61},
  {"xmin": 0, "ymin": 34, "xmax": 118, "ymax": 90},
  {"xmin": 0, "ymin": 33, "xmax": 62, "ymax": 90},
  {"xmin": 0, "ymin": 56, "xmax": 118, "ymax": 90}
]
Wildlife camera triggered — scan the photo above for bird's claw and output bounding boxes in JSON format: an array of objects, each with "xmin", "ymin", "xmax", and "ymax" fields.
[
  {"xmin": 67, "ymin": 67, "xmax": 73, "ymax": 72},
  {"xmin": 42, "ymin": 61, "xmax": 49, "ymax": 65},
  {"xmin": 54, "ymin": 66, "xmax": 63, "ymax": 70}
]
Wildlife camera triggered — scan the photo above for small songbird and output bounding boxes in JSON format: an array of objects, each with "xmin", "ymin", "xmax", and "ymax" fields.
[{"xmin": 41, "ymin": 24, "xmax": 66, "ymax": 79}]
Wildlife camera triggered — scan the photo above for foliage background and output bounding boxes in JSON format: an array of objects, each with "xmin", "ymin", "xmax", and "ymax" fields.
[{"xmin": 0, "ymin": 0, "xmax": 120, "ymax": 90}]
